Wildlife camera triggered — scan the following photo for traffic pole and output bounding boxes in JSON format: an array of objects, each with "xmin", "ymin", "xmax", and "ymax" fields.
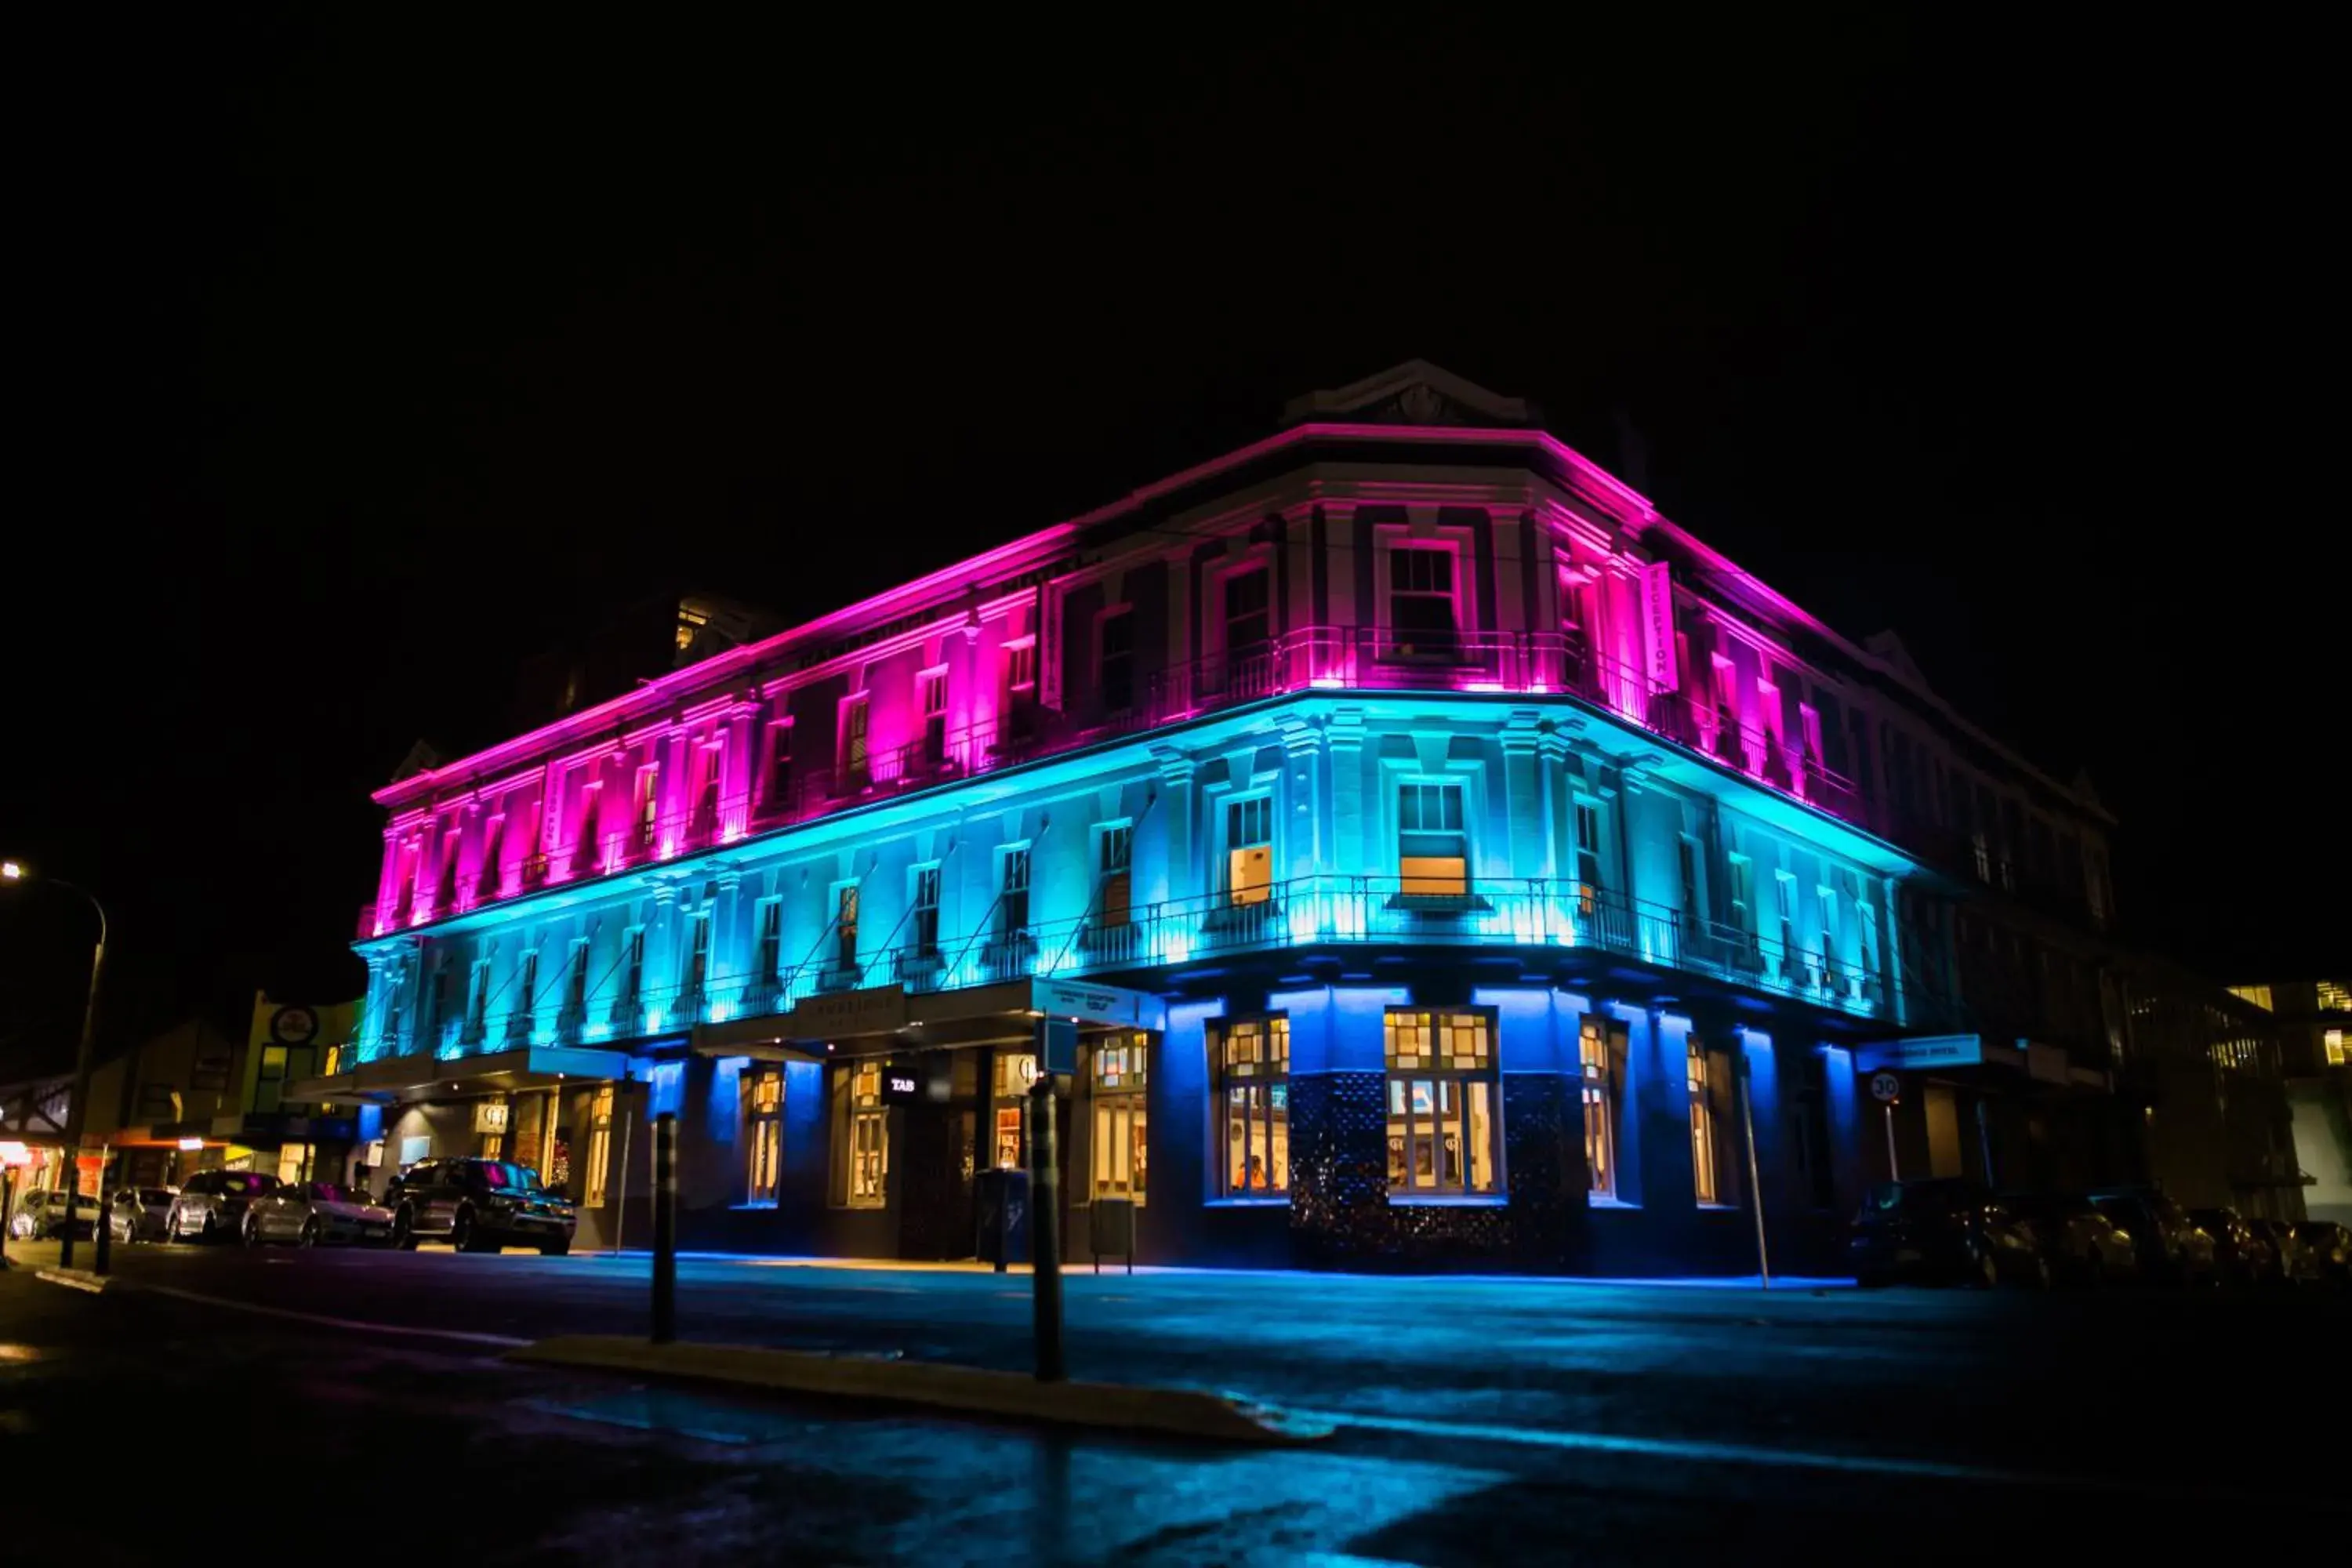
[
  {"xmin": 1, "ymin": 1167, "xmax": 13, "ymax": 1270},
  {"xmin": 1884, "ymin": 1103, "xmax": 1900, "ymax": 1181},
  {"xmin": 650, "ymin": 1111, "xmax": 677, "ymax": 1345},
  {"xmin": 1028, "ymin": 1071, "xmax": 1065, "ymax": 1382},
  {"xmin": 90, "ymin": 1144, "xmax": 114, "ymax": 1276},
  {"xmin": 1738, "ymin": 1047, "xmax": 1770, "ymax": 1291}
]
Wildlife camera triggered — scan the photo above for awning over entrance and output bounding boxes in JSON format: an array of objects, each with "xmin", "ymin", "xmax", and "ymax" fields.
[
  {"xmin": 288, "ymin": 1044, "xmax": 636, "ymax": 1105},
  {"xmin": 692, "ymin": 975, "xmax": 1167, "ymax": 1057}
]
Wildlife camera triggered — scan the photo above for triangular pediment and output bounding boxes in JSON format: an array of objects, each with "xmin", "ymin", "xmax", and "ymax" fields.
[{"xmin": 1281, "ymin": 359, "xmax": 1534, "ymax": 428}]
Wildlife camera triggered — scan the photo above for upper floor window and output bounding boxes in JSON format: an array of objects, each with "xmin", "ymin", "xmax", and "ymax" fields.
[
  {"xmin": 1397, "ymin": 781, "xmax": 1468, "ymax": 896},
  {"xmin": 997, "ymin": 844, "xmax": 1032, "ymax": 937},
  {"xmin": 1090, "ymin": 1036, "xmax": 1147, "ymax": 1203},
  {"xmin": 1223, "ymin": 568, "xmax": 1269, "ymax": 653},
  {"xmin": 1225, "ymin": 795, "xmax": 1273, "ymax": 906},
  {"xmin": 564, "ymin": 938, "xmax": 592, "ymax": 1017},
  {"xmin": 833, "ymin": 883, "xmax": 860, "ymax": 971},
  {"xmin": 1384, "ymin": 1009, "xmax": 1499, "ymax": 1197},
  {"xmin": 763, "ymin": 719, "xmax": 794, "ymax": 811},
  {"xmin": 1573, "ymin": 800, "xmax": 1604, "ymax": 914},
  {"xmin": 918, "ymin": 668, "xmax": 949, "ymax": 765},
  {"xmin": 1098, "ymin": 609, "xmax": 1135, "ymax": 715},
  {"xmin": 477, "ymin": 815, "xmax": 504, "ymax": 898},
  {"xmin": 684, "ymin": 910, "xmax": 712, "ymax": 997},
  {"xmin": 1389, "ymin": 546, "xmax": 1457, "ymax": 652},
  {"xmin": 1004, "ymin": 638, "xmax": 1037, "ymax": 695},
  {"xmin": 1096, "ymin": 822, "xmax": 1133, "ymax": 927},
  {"xmin": 620, "ymin": 927, "xmax": 647, "ymax": 1007},
  {"xmin": 909, "ymin": 863, "xmax": 942, "ymax": 956},
  {"xmin": 840, "ymin": 695, "xmax": 870, "ymax": 786},
  {"xmin": 754, "ymin": 898, "xmax": 783, "ymax": 981},
  {"xmin": 634, "ymin": 767, "xmax": 661, "ymax": 848},
  {"xmin": 1217, "ymin": 1016, "xmax": 1290, "ymax": 1197}
]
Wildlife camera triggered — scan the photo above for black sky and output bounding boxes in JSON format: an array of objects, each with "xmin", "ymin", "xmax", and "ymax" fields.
[{"xmin": 7, "ymin": 10, "xmax": 2343, "ymax": 1075}]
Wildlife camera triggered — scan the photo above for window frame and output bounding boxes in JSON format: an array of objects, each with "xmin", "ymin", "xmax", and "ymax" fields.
[
  {"xmin": 835, "ymin": 1061, "xmax": 888, "ymax": 1210},
  {"xmin": 1087, "ymin": 1034, "xmax": 1149, "ymax": 1205},
  {"xmin": 1215, "ymin": 1015, "xmax": 1291, "ymax": 1199},
  {"xmin": 1386, "ymin": 543, "xmax": 1460, "ymax": 653},
  {"xmin": 1224, "ymin": 793, "xmax": 1274, "ymax": 906},
  {"xmin": 1382, "ymin": 1008, "xmax": 1501, "ymax": 1200},
  {"xmin": 745, "ymin": 1067, "xmax": 784, "ymax": 1205},
  {"xmin": 1580, "ymin": 1018, "xmax": 1618, "ymax": 1202},
  {"xmin": 1397, "ymin": 779, "xmax": 1469, "ymax": 897}
]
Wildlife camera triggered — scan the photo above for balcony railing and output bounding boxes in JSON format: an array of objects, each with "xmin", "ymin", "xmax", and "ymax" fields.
[
  {"xmin": 357, "ymin": 874, "xmax": 1962, "ymax": 1066},
  {"xmin": 365, "ymin": 626, "xmax": 1883, "ymax": 938}
]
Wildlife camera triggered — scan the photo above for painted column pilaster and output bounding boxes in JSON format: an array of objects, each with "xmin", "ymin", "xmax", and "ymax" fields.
[
  {"xmin": 1149, "ymin": 747, "xmax": 1195, "ymax": 909},
  {"xmin": 1279, "ymin": 717, "xmax": 1323, "ymax": 880},
  {"xmin": 1500, "ymin": 710, "xmax": 1544, "ymax": 882},
  {"xmin": 1327, "ymin": 706, "xmax": 1366, "ymax": 876}
]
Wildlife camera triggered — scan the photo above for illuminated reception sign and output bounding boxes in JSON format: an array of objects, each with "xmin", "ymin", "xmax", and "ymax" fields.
[
  {"xmin": 1856, "ymin": 1035, "xmax": 1983, "ymax": 1073},
  {"xmin": 1030, "ymin": 978, "xmax": 1162, "ymax": 1031}
]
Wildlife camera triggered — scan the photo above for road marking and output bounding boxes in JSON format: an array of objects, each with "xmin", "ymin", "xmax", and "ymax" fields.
[
  {"xmin": 1292, "ymin": 1408, "xmax": 2046, "ymax": 1487},
  {"xmin": 139, "ymin": 1284, "xmax": 532, "ymax": 1348}
]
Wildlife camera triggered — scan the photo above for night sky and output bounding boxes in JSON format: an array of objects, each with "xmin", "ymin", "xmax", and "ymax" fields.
[{"xmin": 6, "ymin": 12, "xmax": 2342, "ymax": 1076}]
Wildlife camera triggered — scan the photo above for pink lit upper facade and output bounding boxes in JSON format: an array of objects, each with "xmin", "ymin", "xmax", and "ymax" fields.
[{"xmin": 365, "ymin": 368, "xmax": 2116, "ymax": 984}]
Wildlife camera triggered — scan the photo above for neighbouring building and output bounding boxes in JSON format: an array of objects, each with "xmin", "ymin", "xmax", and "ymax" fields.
[
  {"xmin": 84, "ymin": 993, "xmax": 363, "ymax": 1190},
  {"xmin": 303, "ymin": 362, "xmax": 2240, "ymax": 1274},
  {"xmin": 2230, "ymin": 979, "xmax": 2352, "ymax": 1225}
]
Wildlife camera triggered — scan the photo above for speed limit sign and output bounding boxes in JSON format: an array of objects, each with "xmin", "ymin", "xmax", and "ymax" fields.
[{"xmin": 1867, "ymin": 1071, "xmax": 1902, "ymax": 1105}]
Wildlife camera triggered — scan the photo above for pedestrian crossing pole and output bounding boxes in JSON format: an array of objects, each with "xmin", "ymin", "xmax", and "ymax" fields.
[{"xmin": 650, "ymin": 1111, "xmax": 677, "ymax": 1345}]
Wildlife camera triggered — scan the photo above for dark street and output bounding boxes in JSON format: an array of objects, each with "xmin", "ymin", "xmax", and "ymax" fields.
[{"xmin": 6, "ymin": 1246, "xmax": 2344, "ymax": 1564}]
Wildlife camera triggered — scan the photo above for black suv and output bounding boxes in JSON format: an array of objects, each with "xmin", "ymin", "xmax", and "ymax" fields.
[{"xmin": 385, "ymin": 1158, "xmax": 576, "ymax": 1255}]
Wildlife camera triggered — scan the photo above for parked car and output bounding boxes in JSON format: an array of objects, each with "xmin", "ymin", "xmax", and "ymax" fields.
[
  {"xmin": 8, "ymin": 1189, "xmax": 100, "ymax": 1240},
  {"xmin": 2293, "ymin": 1220, "xmax": 2352, "ymax": 1283},
  {"xmin": 2007, "ymin": 1192, "xmax": 2138, "ymax": 1286},
  {"xmin": 2088, "ymin": 1190, "xmax": 2218, "ymax": 1285},
  {"xmin": 2188, "ymin": 1207, "xmax": 2275, "ymax": 1285},
  {"xmin": 386, "ymin": 1158, "xmax": 575, "ymax": 1255},
  {"xmin": 2248, "ymin": 1218, "xmax": 2321, "ymax": 1284},
  {"xmin": 165, "ymin": 1170, "xmax": 283, "ymax": 1243},
  {"xmin": 107, "ymin": 1186, "xmax": 177, "ymax": 1243},
  {"xmin": 1849, "ymin": 1178, "xmax": 2050, "ymax": 1288},
  {"xmin": 242, "ymin": 1181, "xmax": 395, "ymax": 1247}
]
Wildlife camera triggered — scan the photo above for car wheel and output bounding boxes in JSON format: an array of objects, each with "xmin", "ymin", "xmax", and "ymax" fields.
[
  {"xmin": 391, "ymin": 1207, "xmax": 417, "ymax": 1250},
  {"xmin": 299, "ymin": 1218, "xmax": 320, "ymax": 1248},
  {"xmin": 242, "ymin": 1215, "xmax": 263, "ymax": 1247},
  {"xmin": 2027, "ymin": 1254, "xmax": 2053, "ymax": 1290},
  {"xmin": 201, "ymin": 1214, "xmax": 219, "ymax": 1245},
  {"xmin": 1969, "ymin": 1247, "xmax": 1998, "ymax": 1290},
  {"xmin": 450, "ymin": 1206, "xmax": 476, "ymax": 1254}
]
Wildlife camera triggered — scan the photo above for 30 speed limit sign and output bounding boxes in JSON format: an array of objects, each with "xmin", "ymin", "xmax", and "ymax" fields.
[{"xmin": 1867, "ymin": 1071, "xmax": 1902, "ymax": 1105}]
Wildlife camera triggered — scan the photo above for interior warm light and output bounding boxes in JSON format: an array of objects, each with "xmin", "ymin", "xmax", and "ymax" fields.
[
  {"xmin": 1, "ymin": 861, "xmax": 23, "ymax": 880},
  {"xmin": 177, "ymin": 1137, "xmax": 205, "ymax": 1151}
]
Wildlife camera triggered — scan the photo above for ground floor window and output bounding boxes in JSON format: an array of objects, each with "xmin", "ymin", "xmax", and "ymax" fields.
[
  {"xmin": 1215, "ymin": 1016, "xmax": 1290, "ymax": 1196},
  {"xmin": 1090, "ymin": 1035, "xmax": 1147, "ymax": 1202},
  {"xmin": 991, "ymin": 1051, "xmax": 1037, "ymax": 1171},
  {"xmin": 275, "ymin": 1142, "xmax": 313, "ymax": 1187},
  {"xmin": 833, "ymin": 1062, "xmax": 887, "ymax": 1208},
  {"xmin": 1580, "ymin": 1019, "xmax": 1616, "ymax": 1200},
  {"xmin": 586, "ymin": 1084, "xmax": 615, "ymax": 1206},
  {"xmin": 746, "ymin": 1067, "xmax": 783, "ymax": 1204},
  {"xmin": 1384, "ymin": 1009, "xmax": 1499, "ymax": 1196}
]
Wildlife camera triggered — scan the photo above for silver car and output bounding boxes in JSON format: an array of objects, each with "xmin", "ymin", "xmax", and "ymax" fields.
[
  {"xmin": 108, "ymin": 1186, "xmax": 176, "ymax": 1243},
  {"xmin": 242, "ymin": 1181, "xmax": 394, "ymax": 1247},
  {"xmin": 9, "ymin": 1189, "xmax": 101, "ymax": 1240},
  {"xmin": 166, "ymin": 1169, "xmax": 282, "ymax": 1243}
]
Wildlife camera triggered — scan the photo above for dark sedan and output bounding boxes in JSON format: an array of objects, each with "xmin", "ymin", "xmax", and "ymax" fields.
[
  {"xmin": 2188, "ymin": 1207, "xmax": 2275, "ymax": 1285},
  {"xmin": 2294, "ymin": 1220, "xmax": 2352, "ymax": 1283},
  {"xmin": 1850, "ymin": 1179, "xmax": 2049, "ymax": 1288},
  {"xmin": 107, "ymin": 1187, "xmax": 176, "ymax": 1243},
  {"xmin": 2008, "ymin": 1192, "xmax": 2137, "ymax": 1286}
]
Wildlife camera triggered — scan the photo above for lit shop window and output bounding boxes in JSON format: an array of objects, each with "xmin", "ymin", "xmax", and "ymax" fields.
[
  {"xmin": 2326, "ymin": 1029, "xmax": 2347, "ymax": 1068},
  {"xmin": 586, "ymin": 1085, "xmax": 615, "ymax": 1207},
  {"xmin": 276, "ymin": 1142, "xmax": 313, "ymax": 1187},
  {"xmin": 1090, "ymin": 1036, "xmax": 1147, "ymax": 1203},
  {"xmin": 746, "ymin": 1069, "xmax": 783, "ymax": 1204},
  {"xmin": 1398, "ymin": 782, "xmax": 1468, "ymax": 896},
  {"xmin": 1384, "ymin": 1010, "xmax": 1497, "ymax": 1197},
  {"xmin": 1581, "ymin": 1020, "xmax": 1617, "ymax": 1200},
  {"xmin": 2318, "ymin": 981, "xmax": 2352, "ymax": 1013},
  {"xmin": 1218, "ymin": 1017, "xmax": 1289, "ymax": 1197},
  {"xmin": 1688, "ymin": 1040, "xmax": 1722, "ymax": 1207},
  {"xmin": 835, "ymin": 1062, "xmax": 888, "ymax": 1209},
  {"xmin": 992, "ymin": 1053, "xmax": 1036, "ymax": 1171}
]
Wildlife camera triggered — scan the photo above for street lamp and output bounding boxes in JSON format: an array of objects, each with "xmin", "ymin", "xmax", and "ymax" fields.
[{"xmin": 0, "ymin": 859, "xmax": 109, "ymax": 1271}]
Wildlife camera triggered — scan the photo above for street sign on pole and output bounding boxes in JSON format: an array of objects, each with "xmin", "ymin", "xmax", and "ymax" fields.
[{"xmin": 1867, "ymin": 1071, "xmax": 1901, "ymax": 1105}]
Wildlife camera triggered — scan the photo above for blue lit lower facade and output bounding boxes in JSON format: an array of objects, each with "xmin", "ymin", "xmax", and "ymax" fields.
[{"xmin": 321, "ymin": 691, "xmax": 1957, "ymax": 1275}]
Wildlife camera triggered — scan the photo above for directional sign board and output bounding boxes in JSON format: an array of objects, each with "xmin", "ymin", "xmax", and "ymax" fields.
[{"xmin": 1867, "ymin": 1071, "xmax": 1902, "ymax": 1105}]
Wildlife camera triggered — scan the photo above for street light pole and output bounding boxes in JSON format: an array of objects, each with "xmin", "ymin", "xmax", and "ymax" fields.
[{"xmin": 3, "ymin": 863, "xmax": 108, "ymax": 1272}]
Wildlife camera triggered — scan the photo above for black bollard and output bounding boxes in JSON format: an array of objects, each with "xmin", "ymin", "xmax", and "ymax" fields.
[
  {"xmin": 650, "ymin": 1111, "xmax": 677, "ymax": 1344},
  {"xmin": 91, "ymin": 1149, "xmax": 114, "ymax": 1276},
  {"xmin": 0, "ymin": 1167, "xmax": 13, "ymax": 1270},
  {"xmin": 1028, "ymin": 1072, "xmax": 1064, "ymax": 1382}
]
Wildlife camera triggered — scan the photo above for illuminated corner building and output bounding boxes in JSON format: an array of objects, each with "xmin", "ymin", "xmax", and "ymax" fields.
[{"xmin": 303, "ymin": 362, "xmax": 2160, "ymax": 1275}]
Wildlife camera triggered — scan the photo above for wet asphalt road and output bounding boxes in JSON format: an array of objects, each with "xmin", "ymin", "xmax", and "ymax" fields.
[{"xmin": 3, "ymin": 1241, "xmax": 2347, "ymax": 1564}]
